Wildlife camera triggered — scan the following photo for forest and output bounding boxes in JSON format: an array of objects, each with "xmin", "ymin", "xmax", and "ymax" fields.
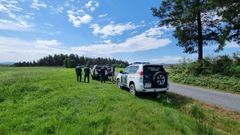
[{"xmin": 14, "ymin": 54, "xmax": 129, "ymax": 68}]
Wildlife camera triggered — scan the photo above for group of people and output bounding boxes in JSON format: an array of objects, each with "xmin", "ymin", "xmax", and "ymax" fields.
[
  {"xmin": 75, "ymin": 64, "xmax": 90, "ymax": 83},
  {"xmin": 75, "ymin": 64, "xmax": 111, "ymax": 83},
  {"xmin": 98, "ymin": 66, "xmax": 108, "ymax": 83}
]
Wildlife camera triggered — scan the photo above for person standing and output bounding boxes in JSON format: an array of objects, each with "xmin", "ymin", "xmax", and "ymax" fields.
[
  {"xmin": 84, "ymin": 65, "xmax": 90, "ymax": 83},
  {"xmin": 111, "ymin": 66, "xmax": 115, "ymax": 83},
  {"xmin": 75, "ymin": 64, "xmax": 82, "ymax": 82},
  {"xmin": 100, "ymin": 66, "xmax": 106, "ymax": 83}
]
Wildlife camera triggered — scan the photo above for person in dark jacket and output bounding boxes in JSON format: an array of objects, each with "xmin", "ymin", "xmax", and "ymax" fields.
[
  {"xmin": 100, "ymin": 66, "xmax": 106, "ymax": 83},
  {"xmin": 84, "ymin": 66, "xmax": 90, "ymax": 83},
  {"xmin": 111, "ymin": 66, "xmax": 115, "ymax": 83},
  {"xmin": 75, "ymin": 64, "xmax": 82, "ymax": 82}
]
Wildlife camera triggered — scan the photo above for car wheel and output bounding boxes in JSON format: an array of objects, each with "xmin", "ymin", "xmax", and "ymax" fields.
[
  {"xmin": 129, "ymin": 83, "xmax": 139, "ymax": 96},
  {"xmin": 117, "ymin": 79, "xmax": 123, "ymax": 89},
  {"xmin": 153, "ymin": 72, "xmax": 167, "ymax": 87}
]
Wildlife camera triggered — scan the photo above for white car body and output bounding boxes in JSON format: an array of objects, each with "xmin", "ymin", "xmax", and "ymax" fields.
[{"xmin": 116, "ymin": 64, "xmax": 169, "ymax": 94}]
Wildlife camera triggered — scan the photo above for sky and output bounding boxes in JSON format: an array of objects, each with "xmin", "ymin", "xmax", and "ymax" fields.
[{"xmin": 0, "ymin": 0, "xmax": 239, "ymax": 63}]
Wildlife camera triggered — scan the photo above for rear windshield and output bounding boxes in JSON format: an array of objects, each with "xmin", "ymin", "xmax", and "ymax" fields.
[
  {"xmin": 95, "ymin": 66, "xmax": 103, "ymax": 69},
  {"xmin": 144, "ymin": 65, "xmax": 165, "ymax": 73}
]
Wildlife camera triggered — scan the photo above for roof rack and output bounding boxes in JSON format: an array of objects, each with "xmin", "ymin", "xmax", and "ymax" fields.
[{"xmin": 132, "ymin": 62, "xmax": 150, "ymax": 64}]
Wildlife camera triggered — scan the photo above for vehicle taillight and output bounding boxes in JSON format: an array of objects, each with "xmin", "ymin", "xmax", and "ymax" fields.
[{"xmin": 139, "ymin": 71, "xmax": 144, "ymax": 76}]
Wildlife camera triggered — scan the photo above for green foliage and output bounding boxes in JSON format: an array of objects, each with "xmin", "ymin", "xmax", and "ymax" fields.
[
  {"xmin": 14, "ymin": 54, "xmax": 129, "ymax": 68},
  {"xmin": 152, "ymin": 0, "xmax": 240, "ymax": 60},
  {"xmin": 172, "ymin": 55, "xmax": 240, "ymax": 77},
  {"xmin": 152, "ymin": 0, "xmax": 223, "ymax": 60},
  {"xmin": 169, "ymin": 54, "xmax": 240, "ymax": 93},
  {"xmin": 63, "ymin": 58, "xmax": 76, "ymax": 68},
  {"xmin": 212, "ymin": 0, "xmax": 240, "ymax": 49}
]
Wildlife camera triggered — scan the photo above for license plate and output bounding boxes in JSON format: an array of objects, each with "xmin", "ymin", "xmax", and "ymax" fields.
[{"xmin": 145, "ymin": 83, "xmax": 151, "ymax": 88}]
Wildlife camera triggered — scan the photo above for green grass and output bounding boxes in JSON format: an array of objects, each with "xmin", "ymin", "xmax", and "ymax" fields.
[
  {"xmin": 0, "ymin": 67, "xmax": 239, "ymax": 135},
  {"xmin": 167, "ymin": 69, "xmax": 240, "ymax": 94}
]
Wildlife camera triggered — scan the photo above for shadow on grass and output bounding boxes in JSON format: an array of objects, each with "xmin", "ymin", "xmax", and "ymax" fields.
[
  {"xmin": 138, "ymin": 92, "xmax": 192, "ymax": 109},
  {"xmin": 118, "ymin": 85, "xmax": 192, "ymax": 109}
]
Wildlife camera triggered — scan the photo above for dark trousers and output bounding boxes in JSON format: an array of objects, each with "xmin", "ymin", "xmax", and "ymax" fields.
[
  {"xmin": 77, "ymin": 74, "xmax": 82, "ymax": 82},
  {"xmin": 84, "ymin": 74, "xmax": 90, "ymax": 83},
  {"xmin": 100, "ymin": 74, "xmax": 106, "ymax": 83}
]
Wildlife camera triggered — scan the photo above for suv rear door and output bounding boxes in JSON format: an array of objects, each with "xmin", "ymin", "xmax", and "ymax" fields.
[{"xmin": 143, "ymin": 65, "xmax": 168, "ymax": 88}]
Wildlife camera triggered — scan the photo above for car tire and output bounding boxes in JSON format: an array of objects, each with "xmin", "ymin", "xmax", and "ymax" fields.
[
  {"xmin": 129, "ymin": 83, "xmax": 140, "ymax": 97},
  {"xmin": 153, "ymin": 72, "xmax": 167, "ymax": 87},
  {"xmin": 117, "ymin": 79, "xmax": 123, "ymax": 89}
]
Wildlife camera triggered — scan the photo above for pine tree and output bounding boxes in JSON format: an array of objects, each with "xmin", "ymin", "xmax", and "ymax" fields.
[{"xmin": 152, "ymin": 0, "xmax": 223, "ymax": 61}]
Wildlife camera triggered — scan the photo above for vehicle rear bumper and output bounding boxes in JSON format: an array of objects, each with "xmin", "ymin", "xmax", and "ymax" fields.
[{"xmin": 136, "ymin": 85, "xmax": 169, "ymax": 92}]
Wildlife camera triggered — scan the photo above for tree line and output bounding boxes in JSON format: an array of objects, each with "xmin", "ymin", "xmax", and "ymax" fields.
[
  {"xmin": 152, "ymin": 0, "xmax": 239, "ymax": 62},
  {"xmin": 14, "ymin": 54, "xmax": 129, "ymax": 68}
]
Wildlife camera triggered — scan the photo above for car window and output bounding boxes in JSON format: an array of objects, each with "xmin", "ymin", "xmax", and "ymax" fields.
[
  {"xmin": 124, "ymin": 66, "xmax": 130, "ymax": 73},
  {"xmin": 128, "ymin": 66, "xmax": 139, "ymax": 74}
]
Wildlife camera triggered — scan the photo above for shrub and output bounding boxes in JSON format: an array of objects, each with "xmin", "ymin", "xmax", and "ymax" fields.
[{"xmin": 174, "ymin": 54, "xmax": 239, "ymax": 77}]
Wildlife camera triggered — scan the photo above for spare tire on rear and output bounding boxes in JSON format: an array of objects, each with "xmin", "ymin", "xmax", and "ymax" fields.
[{"xmin": 153, "ymin": 71, "xmax": 167, "ymax": 87}]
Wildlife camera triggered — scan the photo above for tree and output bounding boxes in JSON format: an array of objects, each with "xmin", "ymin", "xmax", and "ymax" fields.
[
  {"xmin": 14, "ymin": 54, "xmax": 129, "ymax": 68},
  {"xmin": 152, "ymin": 0, "xmax": 223, "ymax": 62},
  {"xmin": 212, "ymin": 0, "xmax": 240, "ymax": 50},
  {"xmin": 63, "ymin": 58, "xmax": 76, "ymax": 68}
]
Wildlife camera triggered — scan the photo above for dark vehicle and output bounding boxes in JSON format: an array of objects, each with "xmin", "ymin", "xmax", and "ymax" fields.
[{"xmin": 91, "ymin": 65, "xmax": 114, "ymax": 80}]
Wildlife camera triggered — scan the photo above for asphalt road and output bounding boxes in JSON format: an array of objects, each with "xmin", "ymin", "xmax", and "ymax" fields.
[{"xmin": 169, "ymin": 82, "xmax": 240, "ymax": 112}]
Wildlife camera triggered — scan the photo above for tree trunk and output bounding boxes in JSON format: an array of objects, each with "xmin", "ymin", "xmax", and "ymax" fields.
[{"xmin": 197, "ymin": 0, "xmax": 203, "ymax": 62}]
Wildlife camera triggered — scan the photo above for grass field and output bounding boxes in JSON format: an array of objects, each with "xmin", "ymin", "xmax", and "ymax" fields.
[{"xmin": 0, "ymin": 67, "xmax": 240, "ymax": 135}]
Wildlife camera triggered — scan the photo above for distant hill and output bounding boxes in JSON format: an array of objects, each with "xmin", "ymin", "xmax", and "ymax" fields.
[{"xmin": 0, "ymin": 62, "xmax": 14, "ymax": 66}]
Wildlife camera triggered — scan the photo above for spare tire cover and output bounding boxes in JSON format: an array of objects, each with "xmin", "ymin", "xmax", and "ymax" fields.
[{"xmin": 153, "ymin": 72, "xmax": 167, "ymax": 86}]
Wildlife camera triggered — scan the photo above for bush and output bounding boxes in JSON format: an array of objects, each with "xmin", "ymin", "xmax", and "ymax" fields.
[
  {"xmin": 173, "ymin": 54, "xmax": 239, "ymax": 77},
  {"xmin": 169, "ymin": 54, "xmax": 240, "ymax": 93}
]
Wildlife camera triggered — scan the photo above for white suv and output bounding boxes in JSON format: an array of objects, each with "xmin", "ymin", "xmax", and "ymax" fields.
[{"xmin": 116, "ymin": 63, "xmax": 169, "ymax": 96}]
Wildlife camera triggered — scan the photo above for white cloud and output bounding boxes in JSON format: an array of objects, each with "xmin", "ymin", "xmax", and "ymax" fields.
[
  {"xmin": 0, "ymin": 27, "xmax": 171, "ymax": 62},
  {"xmin": 56, "ymin": 6, "xmax": 64, "ymax": 14},
  {"xmin": 150, "ymin": 56, "xmax": 183, "ymax": 64},
  {"xmin": 67, "ymin": 10, "xmax": 92, "ymax": 27},
  {"xmin": 31, "ymin": 0, "xmax": 47, "ymax": 10},
  {"xmin": 0, "ymin": 0, "xmax": 33, "ymax": 31},
  {"xmin": 0, "ymin": 19, "xmax": 33, "ymax": 31},
  {"xmin": 98, "ymin": 13, "xmax": 108, "ymax": 18},
  {"xmin": 90, "ymin": 22, "xmax": 138, "ymax": 38},
  {"xmin": 85, "ymin": 0, "xmax": 99, "ymax": 12},
  {"xmin": 35, "ymin": 39, "xmax": 61, "ymax": 47},
  {"xmin": 44, "ymin": 23, "xmax": 54, "ymax": 27},
  {"xmin": 72, "ymin": 27, "xmax": 171, "ymax": 56},
  {"xmin": 0, "ymin": 36, "xmax": 67, "ymax": 62}
]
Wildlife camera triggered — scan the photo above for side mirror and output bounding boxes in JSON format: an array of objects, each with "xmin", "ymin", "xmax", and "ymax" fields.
[{"xmin": 120, "ymin": 70, "xmax": 123, "ymax": 74}]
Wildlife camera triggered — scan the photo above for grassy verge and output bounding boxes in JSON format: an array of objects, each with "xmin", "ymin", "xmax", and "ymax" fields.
[
  {"xmin": 0, "ymin": 67, "xmax": 239, "ymax": 134},
  {"xmin": 168, "ymin": 69, "xmax": 240, "ymax": 94}
]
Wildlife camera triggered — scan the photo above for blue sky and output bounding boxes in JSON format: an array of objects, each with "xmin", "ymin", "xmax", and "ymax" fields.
[{"xmin": 0, "ymin": 0, "xmax": 239, "ymax": 63}]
